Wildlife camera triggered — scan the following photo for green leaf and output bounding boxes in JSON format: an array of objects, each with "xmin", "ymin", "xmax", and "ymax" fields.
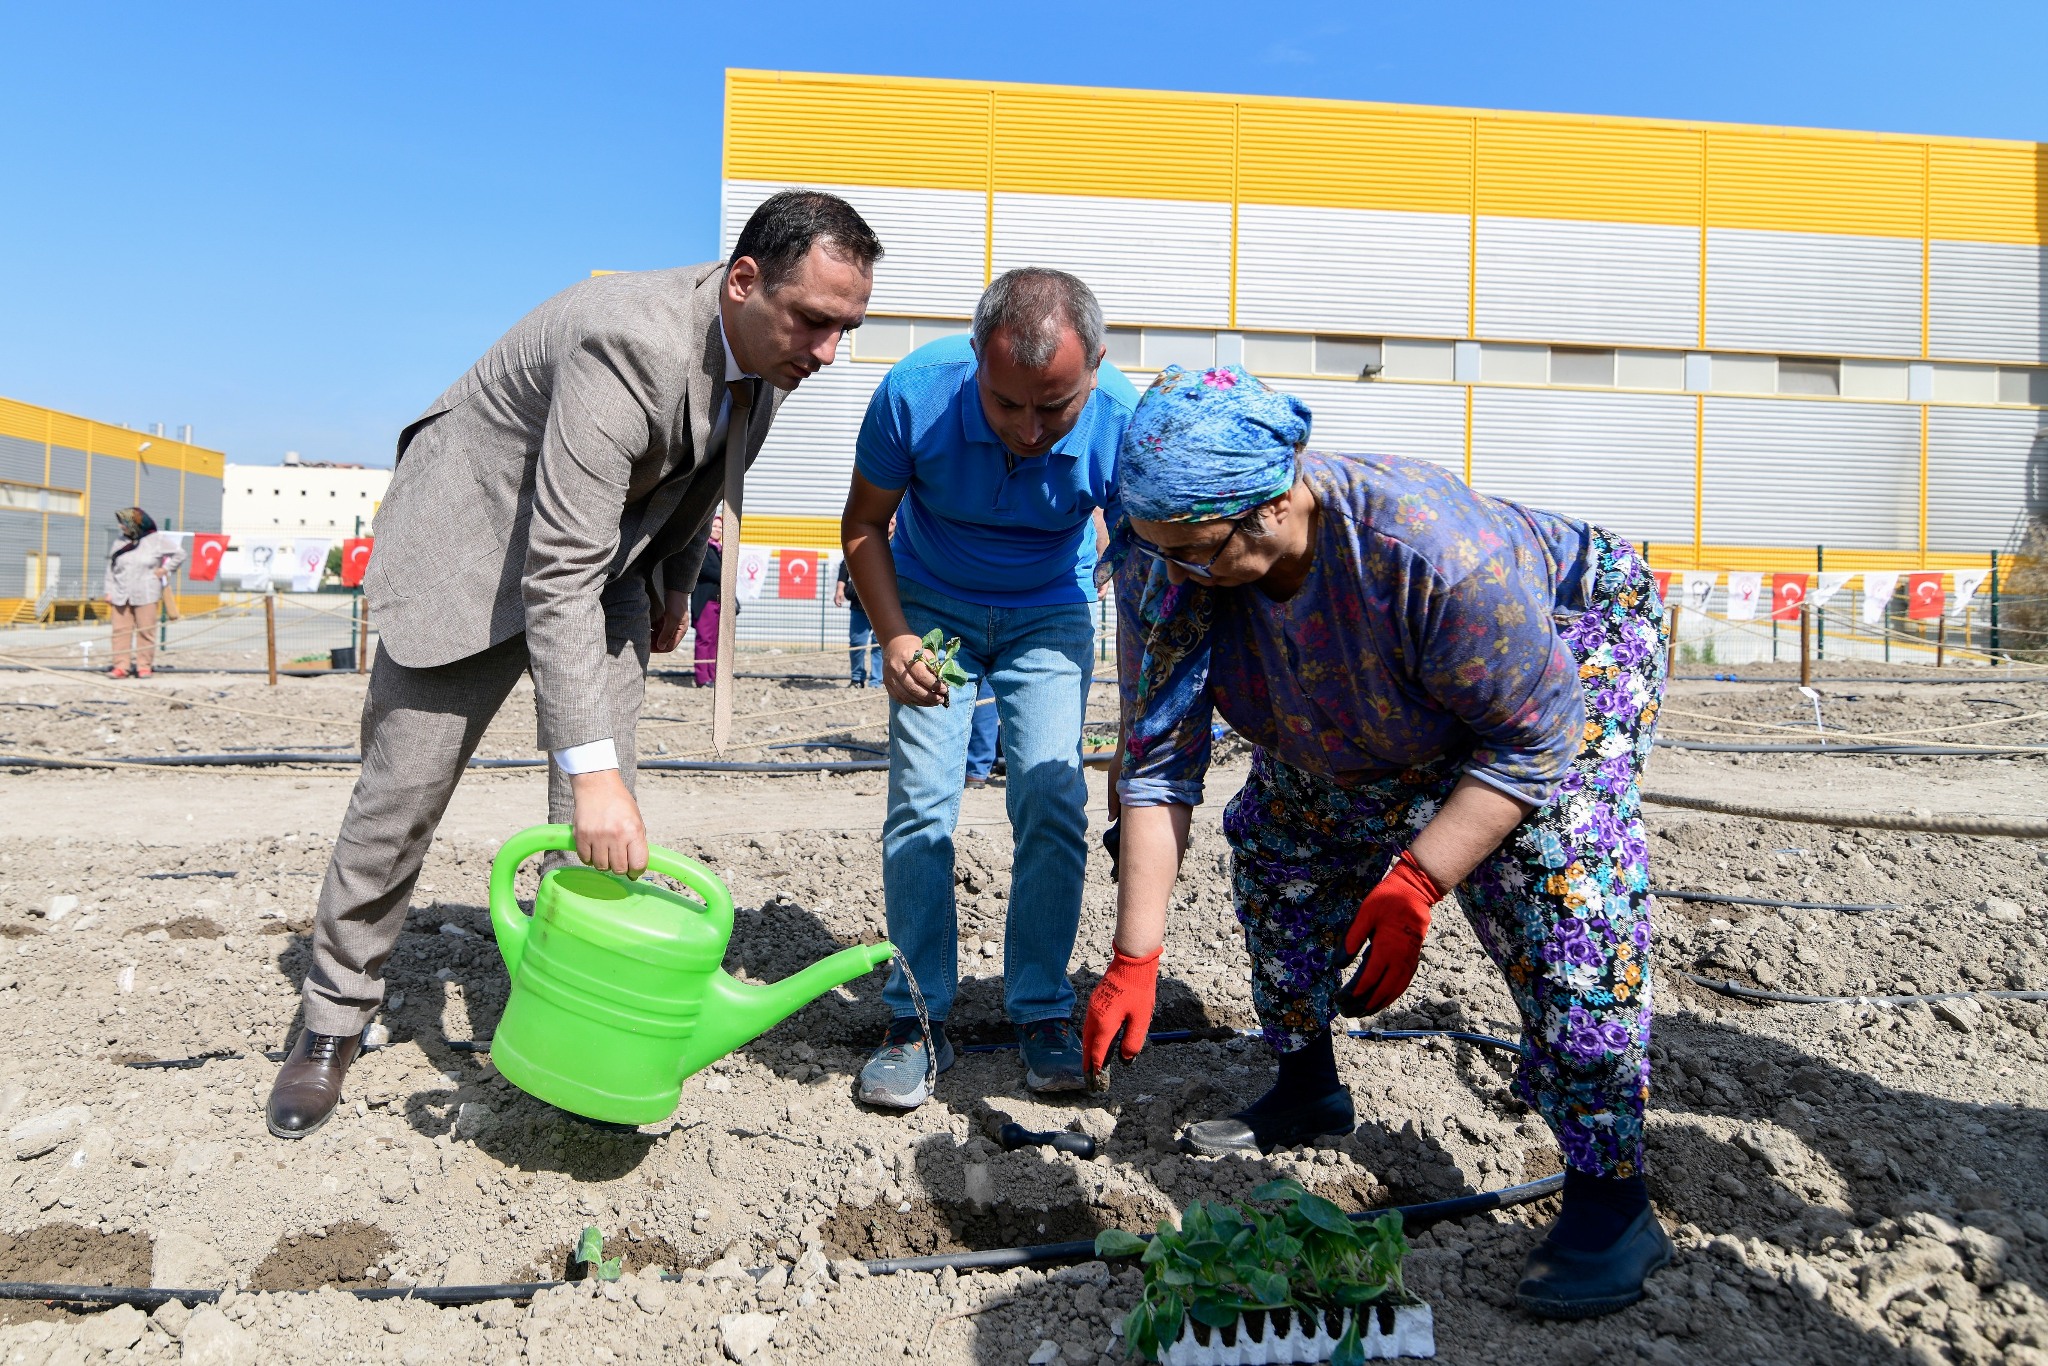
[
  {"xmin": 1296, "ymin": 1191, "xmax": 1356, "ymax": 1237},
  {"xmin": 573, "ymin": 1226, "xmax": 604, "ymax": 1266},
  {"xmin": 1095, "ymin": 1229, "xmax": 1148, "ymax": 1259},
  {"xmin": 1246, "ymin": 1270, "xmax": 1290, "ymax": 1307},
  {"xmin": 1331, "ymin": 1281, "xmax": 1387, "ymax": 1306},
  {"xmin": 1249, "ymin": 1178, "xmax": 1305, "ymax": 1204},
  {"xmin": 921, "ymin": 628, "xmax": 944, "ymax": 652},
  {"xmin": 1189, "ymin": 1299, "xmax": 1239, "ymax": 1329},
  {"xmin": 597, "ymin": 1255, "xmax": 624, "ymax": 1282},
  {"xmin": 939, "ymin": 661, "xmax": 970, "ymax": 686},
  {"xmin": 1330, "ymin": 1316, "xmax": 1367, "ymax": 1366},
  {"xmin": 1160, "ymin": 1266, "xmax": 1194, "ymax": 1288}
]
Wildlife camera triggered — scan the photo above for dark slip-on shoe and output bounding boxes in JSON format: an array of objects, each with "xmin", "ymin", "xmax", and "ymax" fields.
[
  {"xmin": 1515, "ymin": 1204, "xmax": 1675, "ymax": 1319},
  {"xmin": 1180, "ymin": 1088, "xmax": 1356, "ymax": 1157},
  {"xmin": 266, "ymin": 1028, "xmax": 364, "ymax": 1139}
]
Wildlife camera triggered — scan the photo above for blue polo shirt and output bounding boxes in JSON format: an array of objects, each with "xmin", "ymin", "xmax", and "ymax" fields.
[{"xmin": 855, "ymin": 336, "xmax": 1138, "ymax": 608}]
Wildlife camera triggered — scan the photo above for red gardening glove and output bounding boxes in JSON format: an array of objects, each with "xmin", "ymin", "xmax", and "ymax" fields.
[
  {"xmin": 1082, "ymin": 945, "xmax": 1162, "ymax": 1074},
  {"xmin": 1338, "ymin": 851, "xmax": 1441, "ymax": 1017}
]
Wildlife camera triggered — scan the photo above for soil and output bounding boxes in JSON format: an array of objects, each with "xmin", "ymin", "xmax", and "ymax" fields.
[{"xmin": 0, "ymin": 663, "xmax": 2045, "ymax": 1364}]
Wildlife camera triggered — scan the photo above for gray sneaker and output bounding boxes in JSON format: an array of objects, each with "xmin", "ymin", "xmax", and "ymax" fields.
[
  {"xmin": 856, "ymin": 1018, "xmax": 953, "ymax": 1110},
  {"xmin": 1018, "ymin": 1018, "xmax": 1086, "ymax": 1094}
]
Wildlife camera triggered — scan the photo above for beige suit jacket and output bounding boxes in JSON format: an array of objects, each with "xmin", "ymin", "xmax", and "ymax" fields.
[{"xmin": 365, "ymin": 262, "xmax": 785, "ymax": 748}]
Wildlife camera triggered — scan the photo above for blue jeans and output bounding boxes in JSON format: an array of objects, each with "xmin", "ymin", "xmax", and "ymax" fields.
[
  {"xmin": 882, "ymin": 576, "xmax": 1093, "ymax": 1026},
  {"xmin": 848, "ymin": 604, "xmax": 879, "ymax": 688},
  {"xmin": 965, "ymin": 676, "xmax": 999, "ymax": 780}
]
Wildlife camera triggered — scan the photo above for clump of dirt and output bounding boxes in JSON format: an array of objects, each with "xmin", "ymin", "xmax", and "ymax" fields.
[
  {"xmin": 0, "ymin": 923, "xmax": 36, "ymax": 939},
  {"xmin": 820, "ymin": 1190, "xmax": 1163, "ymax": 1261},
  {"xmin": 522, "ymin": 1227, "xmax": 688, "ymax": 1282},
  {"xmin": 124, "ymin": 916, "xmax": 223, "ymax": 940},
  {"xmin": 249, "ymin": 1221, "xmax": 396, "ymax": 1291},
  {"xmin": 0, "ymin": 1222, "xmax": 153, "ymax": 1284}
]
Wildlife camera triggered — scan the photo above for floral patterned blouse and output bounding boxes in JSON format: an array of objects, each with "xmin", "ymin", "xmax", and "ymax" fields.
[{"xmin": 1116, "ymin": 450, "xmax": 1598, "ymax": 810}]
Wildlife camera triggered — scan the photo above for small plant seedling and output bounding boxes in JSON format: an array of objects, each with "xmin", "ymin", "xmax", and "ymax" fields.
[
  {"xmin": 915, "ymin": 629, "xmax": 971, "ymax": 689},
  {"xmin": 574, "ymin": 1225, "xmax": 624, "ymax": 1282},
  {"xmin": 1095, "ymin": 1179, "xmax": 1412, "ymax": 1365}
]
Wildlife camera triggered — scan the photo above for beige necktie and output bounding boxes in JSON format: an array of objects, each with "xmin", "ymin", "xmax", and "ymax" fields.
[{"xmin": 713, "ymin": 379, "xmax": 757, "ymax": 754}]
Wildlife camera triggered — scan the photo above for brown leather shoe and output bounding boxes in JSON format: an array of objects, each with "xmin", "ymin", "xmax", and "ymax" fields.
[{"xmin": 266, "ymin": 1029, "xmax": 363, "ymax": 1139}]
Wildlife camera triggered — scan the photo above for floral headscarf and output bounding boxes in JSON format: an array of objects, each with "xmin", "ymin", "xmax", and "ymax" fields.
[
  {"xmin": 1116, "ymin": 366, "xmax": 1310, "ymax": 524},
  {"xmin": 110, "ymin": 507, "xmax": 156, "ymax": 561}
]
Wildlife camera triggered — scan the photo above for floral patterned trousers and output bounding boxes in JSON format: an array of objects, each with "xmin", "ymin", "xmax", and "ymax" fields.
[{"xmin": 1220, "ymin": 531, "xmax": 1666, "ymax": 1177}]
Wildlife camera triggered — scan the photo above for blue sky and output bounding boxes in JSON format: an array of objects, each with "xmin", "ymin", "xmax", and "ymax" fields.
[{"xmin": 2, "ymin": 1, "xmax": 2042, "ymax": 469}]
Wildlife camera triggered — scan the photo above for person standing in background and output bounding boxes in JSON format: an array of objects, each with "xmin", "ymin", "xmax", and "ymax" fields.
[
  {"xmin": 691, "ymin": 510, "xmax": 726, "ymax": 687},
  {"xmin": 102, "ymin": 507, "xmax": 184, "ymax": 679},
  {"xmin": 963, "ymin": 677, "xmax": 999, "ymax": 787},
  {"xmin": 834, "ymin": 514, "xmax": 893, "ymax": 688}
]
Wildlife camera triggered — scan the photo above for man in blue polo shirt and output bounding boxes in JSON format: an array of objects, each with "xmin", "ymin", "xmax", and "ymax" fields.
[{"xmin": 841, "ymin": 268, "xmax": 1137, "ymax": 1108}]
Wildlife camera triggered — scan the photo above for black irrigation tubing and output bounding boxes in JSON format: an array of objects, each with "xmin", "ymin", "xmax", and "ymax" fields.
[
  {"xmin": 1656, "ymin": 739, "xmax": 2048, "ymax": 757},
  {"xmin": 0, "ymin": 1175, "xmax": 1570, "ymax": 1309},
  {"xmin": 0, "ymin": 752, "xmax": 890, "ymax": 775},
  {"xmin": 1650, "ymin": 888, "xmax": 1899, "ymax": 914},
  {"xmin": 1679, "ymin": 972, "xmax": 2048, "ymax": 1008}
]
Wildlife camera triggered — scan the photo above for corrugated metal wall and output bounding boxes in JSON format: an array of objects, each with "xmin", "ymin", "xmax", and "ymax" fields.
[
  {"xmin": 1927, "ymin": 407, "xmax": 2046, "ymax": 553},
  {"xmin": 1930, "ymin": 242, "xmax": 2048, "ymax": 364},
  {"xmin": 722, "ymin": 179, "xmax": 987, "ymax": 317},
  {"xmin": 138, "ymin": 463, "xmax": 181, "ymax": 527},
  {"xmin": 747, "ymin": 340, "xmax": 888, "ymax": 521},
  {"xmin": 1471, "ymin": 388, "xmax": 1697, "ymax": 541},
  {"xmin": 1236, "ymin": 205, "xmax": 1468, "ymax": 336},
  {"xmin": 1279, "ymin": 379, "xmax": 1467, "ymax": 470},
  {"xmin": 1703, "ymin": 398, "xmax": 1921, "ymax": 549},
  {"xmin": 991, "ymin": 193, "xmax": 1231, "ymax": 326},
  {"xmin": 1476, "ymin": 218, "xmax": 1698, "ymax": 348},
  {"xmin": 0, "ymin": 434, "xmax": 41, "ymax": 485},
  {"xmin": 1705, "ymin": 229, "xmax": 1923, "ymax": 356}
]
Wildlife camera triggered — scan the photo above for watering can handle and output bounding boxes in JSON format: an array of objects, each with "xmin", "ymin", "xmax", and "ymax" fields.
[{"xmin": 486, "ymin": 824, "xmax": 735, "ymax": 978}]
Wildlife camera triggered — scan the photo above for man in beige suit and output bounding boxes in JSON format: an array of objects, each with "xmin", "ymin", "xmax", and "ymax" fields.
[{"xmin": 266, "ymin": 191, "xmax": 881, "ymax": 1138}]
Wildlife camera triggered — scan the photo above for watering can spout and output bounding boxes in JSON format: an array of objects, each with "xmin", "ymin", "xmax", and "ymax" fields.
[{"xmin": 679, "ymin": 941, "xmax": 895, "ymax": 1082}]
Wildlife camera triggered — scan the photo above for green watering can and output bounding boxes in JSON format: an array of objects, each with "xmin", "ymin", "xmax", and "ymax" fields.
[{"xmin": 486, "ymin": 824, "xmax": 894, "ymax": 1125}]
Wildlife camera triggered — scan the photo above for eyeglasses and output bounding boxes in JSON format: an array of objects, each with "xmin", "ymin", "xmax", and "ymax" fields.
[{"xmin": 1132, "ymin": 512, "xmax": 1256, "ymax": 581}]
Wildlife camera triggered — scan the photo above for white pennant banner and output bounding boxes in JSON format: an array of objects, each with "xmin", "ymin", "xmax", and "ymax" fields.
[
  {"xmin": 1725, "ymin": 572, "xmax": 1764, "ymax": 621},
  {"xmin": 734, "ymin": 545, "xmax": 769, "ymax": 603},
  {"xmin": 1680, "ymin": 572, "xmax": 1718, "ymax": 613},
  {"xmin": 1950, "ymin": 569, "xmax": 1989, "ymax": 618},
  {"xmin": 1809, "ymin": 571, "xmax": 1855, "ymax": 608},
  {"xmin": 1861, "ymin": 572, "xmax": 1902, "ymax": 624}
]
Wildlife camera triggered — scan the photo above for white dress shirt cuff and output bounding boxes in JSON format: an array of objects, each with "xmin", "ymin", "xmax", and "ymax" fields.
[{"xmin": 552, "ymin": 739, "xmax": 619, "ymax": 775}]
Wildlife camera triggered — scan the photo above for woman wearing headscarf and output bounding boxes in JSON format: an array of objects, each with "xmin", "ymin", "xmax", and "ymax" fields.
[
  {"xmin": 102, "ymin": 507, "xmax": 185, "ymax": 679},
  {"xmin": 691, "ymin": 510, "xmax": 726, "ymax": 688},
  {"xmin": 1080, "ymin": 366, "xmax": 1670, "ymax": 1318}
]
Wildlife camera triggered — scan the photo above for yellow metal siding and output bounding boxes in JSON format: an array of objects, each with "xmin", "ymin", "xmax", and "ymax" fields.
[
  {"xmin": 992, "ymin": 87, "xmax": 1234, "ymax": 201},
  {"xmin": 723, "ymin": 71, "xmax": 990, "ymax": 193},
  {"xmin": 1705, "ymin": 130, "xmax": 1926, "ymax": 239},
  {"xmin": 1237, "ymin": 102, "xmax": 1471, "ymax": 215},
  {"xmin": 1928, "ymin": 143, "xmax": 2048, "ymax": 246},
  {"xmin": 1477, "ymin": 118, "xmax": 1700, "ymax": 227},
  {"xmin": 0, "ymin": 396, "xmax": 222, "ymax": 477}
]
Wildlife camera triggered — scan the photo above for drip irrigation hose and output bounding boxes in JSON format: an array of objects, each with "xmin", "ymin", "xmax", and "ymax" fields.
[
  {"xmin": 0, "ymin": 751, "xmax": 888, "ymax": 775},
  {"xmin": 1679, "ymin": 972, "xmax": 2048, "ymax": 1007},
  {"xmin": 0, "ymin": 1174, "xmax": 1568, "ymax": 1308},
  {"xmin": 1641, "ymin": 788, "xmax": 2048, "ymax": 838},
  {"xmin": 1650, "ymin": 888, "xmax": 1897, "ymax": 914},
  {"xmin": 1658, "ymin": 739, "xmax": 2048, "ymax": 757}
]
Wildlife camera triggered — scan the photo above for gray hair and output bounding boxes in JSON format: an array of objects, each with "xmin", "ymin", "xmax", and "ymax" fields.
[{"xmin": 972, "ymin": 268, "xmax": 1105, "ymax": 370}]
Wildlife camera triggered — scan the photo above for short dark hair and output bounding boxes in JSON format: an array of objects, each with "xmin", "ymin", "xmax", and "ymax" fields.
[
  {"xmin": 972, "ymin": 268, "xmax": 1105, "ymax": 371},
  {"xmin": 728, "ymin": 191, "xmax": 883, "ymax": 290}
]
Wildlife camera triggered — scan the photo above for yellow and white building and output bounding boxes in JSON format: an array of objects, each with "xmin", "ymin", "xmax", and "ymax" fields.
[
  {"xmin": 722, "ymin": 69, "xmax": 2045, "ymax": 580},
  {"xmin": 0, "ymin": 395, "xmax": 226, "ymax": 621}
]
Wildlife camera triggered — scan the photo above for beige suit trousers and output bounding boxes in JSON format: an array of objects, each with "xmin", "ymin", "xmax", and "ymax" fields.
[{"xmin": 301, "ymin": 594, "xmax": 651, "ymax": 1037}]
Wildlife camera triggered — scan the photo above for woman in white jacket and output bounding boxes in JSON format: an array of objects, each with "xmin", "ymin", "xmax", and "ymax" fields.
[{"xmin": 102, "ymin": 507, "xmax": 184, "ymax": 678}]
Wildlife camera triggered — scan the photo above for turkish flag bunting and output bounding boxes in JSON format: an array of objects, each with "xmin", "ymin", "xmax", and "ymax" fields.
[
  {"xmin": 1651, "ymin": 570, "xmax": 1674, "ymax": 606},
  {"xmin": 1905, "ymin": 572, "xmax": 1945, "ymax": 620},
  {"xmin": 340, "ymin": 537, "xmax": 373, "ymax": 588},
  {"xmin": 187, "ymin": 533, "xmax": 230, "ymax": 582},
  {"xmin": 777, "ymin": 550, "xmax": 819, "ymax": 600},
  {"xmin": 1770, "ymin": 573, "xmax": 1811, "ymax": 622}
]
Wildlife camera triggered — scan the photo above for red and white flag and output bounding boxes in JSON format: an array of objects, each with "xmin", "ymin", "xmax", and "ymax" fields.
[
  {"xmin": 340, "ymin": 537, "xmax": 373, "ymax": 588},
  {"xmin": 777, "ymin": 550, "xmax": 819, "ymax": 600},
  {"xmin": 1651, "ymin": 570, "xmax": 1674, "ymax": 606},
  {"xmin": 1769, "ymin": 573, "xmax": 1811, "ymax": 622},
  {"xmin": 188, "ymin": 533, "xmax": 230, "ymax": 582},
  {"xmin": 1905, "ymin": 572, "xmax": 1945, "ymax": 621}
]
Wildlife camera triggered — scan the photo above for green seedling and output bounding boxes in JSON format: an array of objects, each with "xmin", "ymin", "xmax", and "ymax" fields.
[
  {"xmin": 1095, "ymin": 1179, "xmax": 1410, "ymax": 1365},
  {"xmin": 916, "ymin": 629, "xmax": 971, "ymax": 689},
  {"xmin": 574, "ymin": 1225, "xmax": 624, "ymax": 1282}
]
